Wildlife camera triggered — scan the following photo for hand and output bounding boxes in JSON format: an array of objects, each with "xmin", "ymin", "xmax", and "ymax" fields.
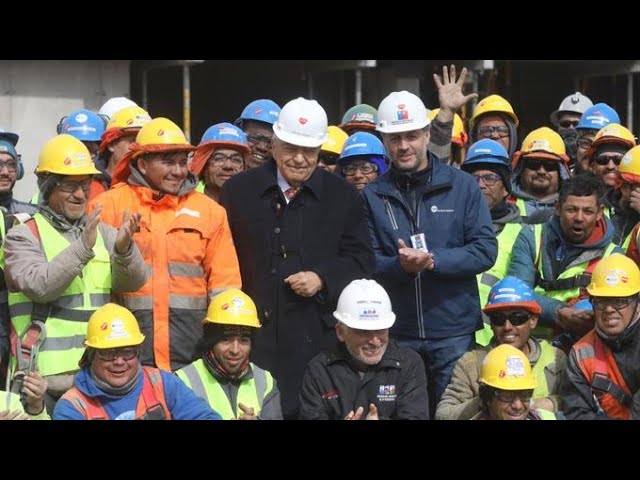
[
  {"xmin": 284, "ymin": 271, "xmax": 324, "ymax": 297},
  {"xmin": 236, "ymin": 402, "xmax": 258, "ymax": 420},
  {"xmin": 22, "ymin": 369, "xmax": 48, "ymax": 415},
  {"xmin": 365, "ymin": 403, "xmax": 379, "ymax": 420},
  {"xmin": 0, "ymin": 410, "xmax": 30, "ymax": 420},
  {"xmin": 530, "ymin": 397, "xmax": 554, "ymax": 413},
  {"xmin": 115, "ymin": 210, "xmax": 142, "ymax": 254},
  {"xmin": 345, "ymin": 404, "xmax": 378, "ymax": 420},
  {"xmin": 557, "ymin": 307, "xmax": 595, "ymax": 337},
  {"xmin": 82, "ymin": 204, "xmax": 102, "ymax": 250},
  {"xmin": 629, "ymin": 187, "xmax": 640, "ymax": 214},
  {"xmin": 433, "ymin": 65, "xmax": 478, "ymax": 122},
  {"xmin": 398, "ymin": 239, "xmax": 434, "ymax": 273}
]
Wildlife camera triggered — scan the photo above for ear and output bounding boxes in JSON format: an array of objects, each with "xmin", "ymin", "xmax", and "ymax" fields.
[
  {"xmin": 528, "ymin": 314, "xmax": 539, "ymax": 330},
  {"xmin": 554, "ymin": 199, "xmax": 561, "ymax": 217},
  {"xmin": 137, "ymin": 157, "xmax": 148, "ymax": 176},
  {"xmin": 596, "ymin": 202, "xmax": 605, "ymax": 222},
  {"xmin": 108, "ymin": 143, "xmax": 117, "ymax": 154},
  {"xmin": 335, "ymin": 323, "xmax": 346, "ymax": 342}
]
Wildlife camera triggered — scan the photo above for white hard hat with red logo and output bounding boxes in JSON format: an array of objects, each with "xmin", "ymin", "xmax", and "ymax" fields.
[
  {"xmin": 376, "ymin": 91, "xmax": 430, "ymax": 134},
  {"xmin": 272, "ymin": 97, "xmax": 328, "ymax": 148}
]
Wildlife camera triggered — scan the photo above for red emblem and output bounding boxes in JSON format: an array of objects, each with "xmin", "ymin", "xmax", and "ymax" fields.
[{"xmin": 299, "ymin": 118, "xmax": 308, "ymax": 125}]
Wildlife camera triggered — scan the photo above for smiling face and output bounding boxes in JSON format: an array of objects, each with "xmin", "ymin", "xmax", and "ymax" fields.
[
  {"xmin": 486, "ymin": 388, "xmax": 534, "ymax": 420},
  {"xmin": 336, "ymin": 323, "xmax": 389, "ymax": 369},
  {"xmin": 212, "ymin": 334, "xmax": 252, "ymax": 376},
  {"xmin": 0, "ymin": 152, "xmax": 18, "ymax": 193},
  {"xmin": 203, "ymin": 148, "xmax": 244, "ymax": 190},
  {"xmin": 382, "ymin": 128, "xmax": 430, "ymax": 173},
  {"xmin": 244, "ymin": 120, "xmax": 274, "ymax": 169},
  {"xmin": 272, "ymin": 136, "xmax": 320, "ymax": 188},
  {"xmin": 47, "ymin": 175, "xmax": 92, "ymax": 220},
  {"xmin": 91, "ymin": 348, "xmax": 140, "ymax": 388},
  {"xmin": 489, "ymin": 308, "xmax": 537, "ymax": 352},
  {"xmin": 137, "ymin": 151, "xmax": 189, "ymax": 195}
]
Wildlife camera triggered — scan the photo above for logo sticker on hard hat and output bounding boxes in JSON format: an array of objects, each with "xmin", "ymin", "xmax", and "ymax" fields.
[
  {"xmin": 299, "ymin": 118, "xmax": 308, "ymax": 125},
  {"xmin": 622, "ymin": 154, "xmax": 632, "ymax": 165},
  {"xmin": 106, "ymin": 319, "xmax": 131, "ymax": 340},
  {"xmin": 605, "ymin": 274, "xmax": 620, "ymax": 286},
  {"xmin": 221, "ymin": 297, "xmax": 253, "ymax": 315},
  {"xmin": 505, "ymin": 356, "xmax": 525, "ymax": 377},
  {"xmin": 75, "ymin": 113, "xmax": 88, "ymax": 123}
]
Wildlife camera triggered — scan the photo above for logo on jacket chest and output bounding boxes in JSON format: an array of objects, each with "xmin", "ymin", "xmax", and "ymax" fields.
[
  {"xmin": 430, "ymin": 205, "xmax": 454, "ymax": 213},
  {"xmin": 377, "ymin": 384, "xmax": 397, "ymax": 402}
]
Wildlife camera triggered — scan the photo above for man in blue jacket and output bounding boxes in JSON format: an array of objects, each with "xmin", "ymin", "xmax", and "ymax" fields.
[{"xmin": 362, "ymin": 87, "xmax": 497, "ymax": 415}]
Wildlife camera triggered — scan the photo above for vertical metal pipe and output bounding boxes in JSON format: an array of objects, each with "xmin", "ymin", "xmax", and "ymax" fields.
[
  {"xmin": 142, "ymin": 68, "xmax": 148, "ymax": 111},
  {"xmin": 307, "ymin": 73, "xmax": 313, "ymax": 99},
  {"xmin": 627, "ymin": 72, "xmax": 634, "ymax": 132},
  {"xmin": 183, "ymin": 65, "xmax": 191, "ymax": 142},
  {"xmin": 355, "ymin": 68, "xmax": 362, "ymax": 104}
]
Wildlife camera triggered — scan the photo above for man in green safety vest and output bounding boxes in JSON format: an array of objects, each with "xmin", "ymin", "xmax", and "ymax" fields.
[
  {"xmin": 176, "ymin": 288, "xmax": 282, "ymax": 420},
  {"xmin": 1, "ymin": 134, "xmax": 147, "ymax": 413}
]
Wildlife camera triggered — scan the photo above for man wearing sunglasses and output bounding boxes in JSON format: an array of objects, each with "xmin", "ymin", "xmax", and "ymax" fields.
[
  {"xmin": 549, "ymin": 92, "xmax": 593, "ymax": 169},
  {"xmin": 234, "ymin": 99, "xmax": 281, "ymax": 170},
  {"xmin": 508, "ymin": 174, "xmax": 622, "ymax": 344},
  {"xmin": 54, "ymin": 303, "xmax": 221, "ymax": 420},
  {"xmin": 2, "ymin": 134, "xmax": 147, "ymax": 413},
  {"xmin": 574, "ymin": 103, "xmax": 620, "ymax": 175},
  {"xmin": 436, "ymin": 276, "xmax": 565, "ymax": 420},
  {"xmin": 585, "ymin": 124, "xmax": 635, "ymax": 195},
  {"xmin": 561, "ymin": 254, "xmax": 640, "ymax": 420},
  {"xmin": 510, "ymin": 127, "xmax": 571, "ymax": 224}
]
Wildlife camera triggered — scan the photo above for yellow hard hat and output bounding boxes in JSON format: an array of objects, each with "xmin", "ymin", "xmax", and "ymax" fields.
[
  {"xmin": 586, "ymin": 123, "xmax": 636, "ymax": 162},
  {"xmin": 619, "ymin": 145, "xmax": 640, "ymax": 182},
  {"xmin": 36, "ymin": 134, "xmax": 100, "ymax": 175},
  {"xmin": 321, "ymin": 126, "xmax": 349, "ymax": 155},
  {"xmin": 470, "ymin": 94, "xmax": 519, "ymax": 130},
  {"xmin": 587, "ymin": 253, "xmax": 640, "ymax": 297},
  {"xmin": 428, "ymin": 109, "xmax": 468, "ymax": 146},
  {"xmin": 85, "ymin": 303, "xmax": 145, "ymax": 349},
  {"xmin": 106, "ymin": 106, "xmax": 152, "ymax": 132},
  {"xmin": 204, "ymin": 289, "xmax": 261, "ymax": 328},
  {"xmin": 519, "ymin": 127, "xmax": 567, "ymax": 160},
  {"xmin": 479, "ymin": 344, "xmax": 537, "ymax": 391}
]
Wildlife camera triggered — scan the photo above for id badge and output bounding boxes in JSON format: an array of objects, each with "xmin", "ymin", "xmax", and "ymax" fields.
[{"xmin": 410, "ymin": 233, "xmax": 429, "ymax": 252}]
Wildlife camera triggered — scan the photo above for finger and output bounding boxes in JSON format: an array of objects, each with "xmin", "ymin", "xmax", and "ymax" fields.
[
  {"xmin": 398, "ymin": 239, "xmax": 407, "ymax": 249},
  {"xmin": 432, "ymin": 73, "xmax": 443, "ymax": 89},
  {"xmin": 449, "ymin": 64, "xmax": 456, "ymax": 83},
  {"xmin": 457, "ymin": 67, "xmax": 467, "ymax": 86},
  {"xmin": 122, "ymin": 209, "xmax": 131, "ymax": 224},
  {"xmin": 369, "ymin": 403, "xmax": 378, "ymax": 415},
  {"xmin": 442, "ymin": 65, "xmax": 450, "ymax": 84},
  {"xmin": 463, "ymin": 93, "xmax": 479, "ymax": 103}
]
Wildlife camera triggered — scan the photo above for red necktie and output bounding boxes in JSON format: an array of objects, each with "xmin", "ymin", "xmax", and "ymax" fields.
[{"xmin": 284, "ymin": 187, "xmax": 299, "ymax": 201}]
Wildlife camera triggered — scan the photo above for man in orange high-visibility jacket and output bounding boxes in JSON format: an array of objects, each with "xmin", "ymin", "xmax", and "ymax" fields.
[{"xmin": 90, "ymin": 118, "xmax": 241, "ymax": 372}]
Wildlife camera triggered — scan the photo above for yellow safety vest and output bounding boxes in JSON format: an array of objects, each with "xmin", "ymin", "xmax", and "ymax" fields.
[
  {"xmin": 475, "ymin": 222, "xmax": 523, "ymax": 347},
  {"xmin": 6, "ymin": 213, "xmax": 112, "ymax": 376},
  {"xmin": 176, "ymin": 359, "xmax": 274, "ymax": 420},
  {"xmin": 195, "ymin": 181, "xmax": 205, "ymax": 194}
]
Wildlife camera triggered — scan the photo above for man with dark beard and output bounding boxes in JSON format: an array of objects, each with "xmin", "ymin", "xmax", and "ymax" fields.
[{"xmin": 549, "ymin": 92, "xmax": 593, "ymax": 170}]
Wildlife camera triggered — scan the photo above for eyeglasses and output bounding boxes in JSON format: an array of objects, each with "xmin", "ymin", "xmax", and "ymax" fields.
[
  {"xmin": 210, "ymin": 153, "xmax": 244, "ymax": 168},
  {"xmin": 559, "ymin": 120, "xmax": 580, "ymax": 129},
  {"xmin": 0, "ymin": 160, "xmax": 17, "ymax": 173},
  {"xmin": 246, "ymin": 132, "xmax": 273, "ymax": 148},
  {"xmin": 95, "ymin": 347, "xmax": 139, "ymax": 362},
  {"xmin": 493, "ymin": 389, "xmax": 533, "ymax": 404},
  {"xmin": 577, "ymin": 137, "xmax": 593, "ymax": 150},
  {"xmin": 488, "ymin": 311, "xmax": 531, "ymax": 327},
  {"xmin": 473, "ymin": 173, "xmax": 502, "ymax": 186},
  {"xmin": 523, "ymin": 158, "xmax": 559, "ymax": 172},
  {"xmin": 342, "ymin": 162, "xmax": 379, "ymax": 176},
  {"xmin": 56, "ymin": 178, "xmax": 92, "ymax": 194},
  {"xmin": 593, "ymin": 155, "xmax": 623, "ymax": 166},
  {"xmin": 591, "ymin": 296, "xmax": 638, "ymax": 311},
  {"xmin": 477, "ymin": 126, "xmax": 510, "ymax": 138}
]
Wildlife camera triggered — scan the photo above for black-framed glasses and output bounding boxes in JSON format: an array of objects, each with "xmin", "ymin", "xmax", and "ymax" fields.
[
  {"xmin": 342, "ymin": 162, "xmax": 379, "ymax": 176},
  {"xmin": 488, "ymin": 311, "xmax": 531, "ymax": 327},
  {"xmin": 477, "ymin": 126, "xmax": 510, "ymax": 138},
  {"xmin": 56, "ymin": 178, "xmax": 92, "ymax": 194},
  {"xmin": 210, "ymin": 153, "xmax": 244, "ymax": 168},
  {"xmin": 593, "ymin": 155, "xmax": 623, "ymax": 166},
  {"xmin": 493, "ymin": 389, "xmax": 533, "ymax": 404},
  {"xmin": 246, "ymin": 132, "xmax": 273, "ymax": 148},
  {"xmin": 524, "ymin": 158, "xmax": 559, "ymax": 172},
  {"xmin": 559, "ymin": 120, "xmax": 580, "ymax": 129},
  {"xmin": 0, "ymin": 160, "xmax": 17, "ymax": 173},
  {"xmin": 591, "ymin": 296, "xmax": 638, "ymax": 311},
  {"xmin": 473, "ymin": 173, "xmax": 502, "ymax": 186},
  {"xmin": 95, "ymin": 347, "xmax": 139, "ymax": 362},
  {"xmin": 577, "ymin": 137, "xmax": 593, "ymax": 150}
]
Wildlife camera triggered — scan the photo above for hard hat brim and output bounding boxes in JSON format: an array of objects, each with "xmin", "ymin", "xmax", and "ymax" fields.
[
  {"xmin": 333, "ymin": 312, "xmax": 396, "ymax": 330},
  {"xmin": 273, "ymin": 124, "xmax": 327, "ymax": 148},
  {"xmin": 376, "ymin": 118, "xmax": 430, "ymax": 134}
]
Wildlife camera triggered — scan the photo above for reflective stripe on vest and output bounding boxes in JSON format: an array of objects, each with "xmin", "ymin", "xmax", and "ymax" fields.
[
  {"xmin": 195, "ymin": 181, "xmax": 205, "ymax": 194},
  {"xmin": 475, "ymin": 222, "xmax": 523, "ymax": 346},
  {"xmin": 8, "ymin": 213, "xmax": 112, "ymax": 376},
  {"xmin": 176, "ymin": 359, "xmax": 273, "ymax": 420},
  {"xmin": 573, "ymin": 331, "xmax": 631, "ymax": 419},
  {"xmin": 62, "ymin": 367, "xmax": 171, "ymax": 420},
  {"xmin": 531, "ymin": 340, "xmax": 555, "ymax": 398}
]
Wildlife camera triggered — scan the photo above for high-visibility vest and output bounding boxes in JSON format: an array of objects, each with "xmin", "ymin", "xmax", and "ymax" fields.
[
  {"xmin": 195, "ymin": 181, "xmax": 205, "ymax": 194},
  {"xmin": 536, "ymin": 409, "xmax": 557, "ymax": 420},
  {"xmin": 61, "ymin": 367, "xmax": 171, "ymax": 420},
  {"xmin": 475, "ymin": 222, "xmax": 523, "ymax": 346},
  {"xmin": 6, "ymin": 213, "xmax": 112, "ymax": 376},
  {"xmin": 176, "ymin": 359, "xmax": 274, "ymax": 420}
]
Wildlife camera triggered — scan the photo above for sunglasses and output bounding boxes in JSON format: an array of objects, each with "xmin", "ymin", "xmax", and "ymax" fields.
[
  {"xmin": 488, "ymin": 311, "xmax": 531, "ymax": 327},
  {"xmin": 591, "ymin": 296, "xmax": 637, "ymax": 311},
  {"xmin": 558, "ymin": 120, "xmax": 579, "ymax": 129},
  {"xmin": 593, "ymin": 155, "xmax": 623, "ymax": 166},
  {"xmin": 524, "ymin": 159, "xmax": 559, "ymax": 172},
  {"xmin": 96, "ymin": 347, "xmax": 139, "ymax": 362}
]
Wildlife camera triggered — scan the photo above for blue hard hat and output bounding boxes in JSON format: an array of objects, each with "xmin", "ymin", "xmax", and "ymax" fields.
[
  {"xmin": 573, "ymin": 299, "xmax": 593, "ymax": 311},
  {"xmin": 199, "ymin": 122, "xmax": 250, "ymax": 155},
  {"xmin": 57, "ymin": 109, "xmax": 105, "ymax": 142},
  {"xmin": 338, "ymin": 131, "xmax": 388, "ymax": 175},
  {"xmin": 462, "ymin": 139, "xmax": 511, "ymax": 173},
  {"xmin": 0, "ymin": 128, "xmax": 18, "ymax": 147},
  {"xmin": 483, "ymin": 276, "xmax": 541, "ymax": 314},
  {"xmin": 576, "ymin": 103, "xmax": 620, "ymax": 131},
  {"xmin": 235, "ymin": 99, "xmax": 281, "ymax": 127}
]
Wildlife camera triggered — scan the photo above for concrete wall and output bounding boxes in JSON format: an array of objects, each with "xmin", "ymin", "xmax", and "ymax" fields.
[{"xmin": 0, "ymin": 60, "xmax": 130, "ymax": 201}]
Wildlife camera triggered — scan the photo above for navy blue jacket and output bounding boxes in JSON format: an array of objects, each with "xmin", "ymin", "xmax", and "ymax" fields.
[{"xmin": 362, "ymin": 154, "xmax": 497, "ymax": 340}]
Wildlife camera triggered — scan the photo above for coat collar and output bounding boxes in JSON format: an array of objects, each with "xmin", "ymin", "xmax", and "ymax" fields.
[{"xmin": 255, "ymin": 158, "xmax": 323, "ymax": 200}]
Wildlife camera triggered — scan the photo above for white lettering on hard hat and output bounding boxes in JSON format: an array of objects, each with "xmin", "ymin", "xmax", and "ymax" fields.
[
  {"xmin": 344, "ymin": 142, "xmax": 368, "ymax": 152},
  {"xmin": 354, "ymin": 113, "xmax": 374, "ymax": 122},
  {"xmin": 175, "ymin": 208, "xmax": 201, "ymax": 218},
  {"xmin": 75, "ymin": 113, "xmax": 88, "ymax": 123},
  {"xmin": 493, "ymin": 293, "xmax": 520, "ymax": 301},
  {"xmin": 219, "ymin": 127, "xmax": 240, "ymax": 138},
  {"xmin": 474, "ymin": 148, "xmax": 492, "ymax": 154},
  {"xmin": 505, "ymin": 356, "xmax": 525, "ymax": 377},
  {"xmin": 106, "ymin": 319, "xmax": 131, "ymax": 340},
  {"xmin": 67, "ymin": 125, "xmax": 98, "ymax": 133}
]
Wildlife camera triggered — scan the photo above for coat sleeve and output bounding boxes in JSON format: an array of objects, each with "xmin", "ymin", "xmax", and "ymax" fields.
[
  {"xmin": 559, "ymin": 349, "xmax": 611, "ymax": 420},
  {"xmin": 427, "ymin": 118, "xmax": 453, "ymax": 161},
  {"xmin": 298, "ymin": 359, "xmax": 331, "ymax": 420},
  {"xmin": 435, "ymin": 351, "xmax": 482, "ymax": 420},
  {"xmin": 393, "ymin": 350, "xmax": 430, "ymax": 420},
  {"xmin": 160, "ymin": 371, "xmax": 223, "ymax": 420},
  {"xmin": 203, "ymin": 206, "xmax": 242, "ymax": 299},
  {"xmin": 310, "ymin": 192, "xmax": 374, "ymax": 304},
  {"xmin": 259, "ymin": 379, "xmax": 283, "ymax": 420},
  {"xmin": 98, "ymin": 224, "xmax": 147, "ymax": 294},
  {"xmin": 430, "ymin": 179, "xmax": 497, "ymax": 277},
  {"xmin": 4, "ymin": 224, "xmax": 94, "ymax": 303}
]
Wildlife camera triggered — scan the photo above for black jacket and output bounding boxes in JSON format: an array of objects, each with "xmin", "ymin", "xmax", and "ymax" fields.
[
  {"xmin": 298, "ymin": 340, "xmax": 429, "ymax": 420},
  {"xmin": 220, "ymin": 160, "xmax": 374, "ymax": 417}
]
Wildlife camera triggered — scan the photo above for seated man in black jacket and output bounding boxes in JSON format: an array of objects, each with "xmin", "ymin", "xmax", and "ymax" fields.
[{"xmin": 299, "ymin": 279, "xmax": 429, "ymax": 420}]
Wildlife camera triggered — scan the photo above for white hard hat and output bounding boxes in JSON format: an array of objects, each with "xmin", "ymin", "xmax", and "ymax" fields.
[
  {"xmin": 550, "ymin": 92, "xmax": 593, "ymax": 126},
  {"xmin": 99, "ymin": 97, "xmax": 139, "ymax": 120},
  {"xmin": 376, "ymin": 91, "xmax": 430, "ymax": 134},
  {"xmin": 333, "ymin": 279, "xmax": 396, "ymax": 330},
  {"xmin": 272, "ymin": 97, "xmax": 328, "ymax": 148}
]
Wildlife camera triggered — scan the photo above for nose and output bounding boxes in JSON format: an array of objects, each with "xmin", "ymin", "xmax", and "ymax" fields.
[{"xmin": 228, "ymin": 340, "xmax": 241, "ymax": 354}]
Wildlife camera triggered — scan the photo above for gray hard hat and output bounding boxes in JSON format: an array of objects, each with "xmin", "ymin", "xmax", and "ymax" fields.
[{"xmin": 550, "ymin": 92, "xmax": 593, "ymax": 126}]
